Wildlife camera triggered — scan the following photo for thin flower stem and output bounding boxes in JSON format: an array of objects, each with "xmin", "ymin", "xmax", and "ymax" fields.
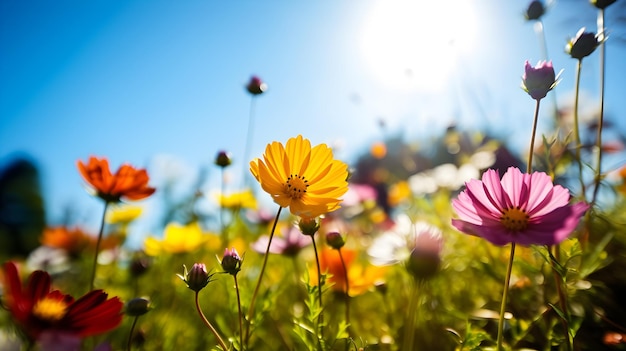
[
  {"xmin": 550, "ymin": 246, "xmax": 572, "ymax": 351},
  {"xmin": 126, "ymin": 316, "xmax": 139, "ymax": 351},
  {"xmin": 403, "ymin": 279, "xmax": 422, "ymax": 351},
  {"xmin": 496, "ymin": 243, "xmax": 516, "ymax": 351},
  {"xmin": 195, "ymin": 291, "xmax": 229, "ymax": 351},
  {"xmin": 591, "ymin": 8, "xmax": 606, "ymax": 207},
  {"xmin": 528, "ymin": 99, "xmax": 541, "ymax": 173},
  {"xmin": 337, "ymin": 249, "xmax": 351, "ymax": 331},
  {"xmin": 234, "ymin": 275, "xmax": 244, "ymax": 351},
  {"xmin": 242, "ymin": 96, "xmax": 257, "ymax": 188},
  {"xmin": 89, "ymin": 201, "xmax": 110, "ymax": 291},
  {"xmin": 245, "ymin": 206, "xmax": 282, "ymax": 347},
  {"xmin": 534, "ymin": 20, "xmax": 559, "ymax": 120},
  {"xmin": 310, "ymin": 235, "xmax": 325, "ymax": 348},
  {"xmin": 573, "ymin": 59, "xmax": 586, "ymax": 200},
  {"xmin": 220, "ymin": 167, "xmax": 227, "ymax": 246}
]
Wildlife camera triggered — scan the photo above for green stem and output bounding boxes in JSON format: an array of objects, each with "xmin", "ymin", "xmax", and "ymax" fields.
[
  {"xmin": 573, "ymin": 59, "xmax": 586, "ymax": 200},
  {"xmin": 89, "ymin": 201, "xmax": 110, "ymax": 291},
  {"xmin": 195, "ymin": 291, "xmax": 229, "ymax": 351},
  {"xmin": 534, "ymin": 20, "xmax": 559, "ymax": 122},
  {"xmin": 242, "ymin": 96, "xmax": 257, "ymax": 188},
  {"xmin": 310, "ymin": 235, "xmax": 324, "ymax": 349},
  {"xmin": 220, "ymin": 167, "xmax": 227, "ymax": 246},
  {"xmin": 234, "ymin": 275, "xmax": 244, "ymax": 351},
  {"xmin": 403, "ymin": 279, "xmax": 422, "ymax": 351},
  {"xmin": 496, "ymin": 243, "xmax": 516, "ymax": 351},
  {"xmin": 591, "ymin": 8, "xmax": 606, "ymax": 207},
  {"xmin": 338, "ymin": 249, "xmax": 350, "ymax": 332},
  {"xmin": 550, "ymin": 246, "xmax": 572, "ymax": 351},
  {"xmin": 528, "ymin": 99, "xmax": 541, "ymax": 173},
  {"xmin": 245, "ymin": 206, "xmax": 282, "ymax": 347},
  {"xmin": 126, "ymin": 316, "xmax": 139, "ymax": 351}
]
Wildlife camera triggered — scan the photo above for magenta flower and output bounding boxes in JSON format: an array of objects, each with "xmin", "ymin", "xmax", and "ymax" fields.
[
  {"xmin": 451, "ymin": 167, "xmax": 588, "ymax": 246},
  {"xmin": 522, "ymin": 60, "xmax": 557, "ymax": 100}
]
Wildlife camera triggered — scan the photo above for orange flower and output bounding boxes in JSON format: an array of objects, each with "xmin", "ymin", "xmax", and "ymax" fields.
[
  {"xmin": 77, "ymin": 156, "xmax": 155, "ymax": 203},
  {"xmin": 312, "ymin": 248, "xmax": 386, "ymax": 296},
  {"xmin": 41, "ymin": 227, "xmax": 93, "ymax": 256}
]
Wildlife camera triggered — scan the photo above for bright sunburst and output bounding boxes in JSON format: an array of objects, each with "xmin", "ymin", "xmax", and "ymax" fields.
[{"xmin": 359, "ymin": 0, "xmax": 478, "ymax": 92}]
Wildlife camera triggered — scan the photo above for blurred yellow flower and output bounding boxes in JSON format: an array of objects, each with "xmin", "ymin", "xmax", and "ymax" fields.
[
  {"xmin": 217, "ymin": 189, "xmax": 257, "ymax": 210},
  {"xmin": 250, "ymin": 135, "xmax": 349, "ymax": 219},
  {"xmin": 144, "ymin": 222, "xmax": 212, "ymax": 256},
  {"xmin": 388, "ymin": 180, "xmax": 411, "ymax": 207},
  {"xmin": 106, "ymin": 205, "xmax": 143, "ymax": 225}
]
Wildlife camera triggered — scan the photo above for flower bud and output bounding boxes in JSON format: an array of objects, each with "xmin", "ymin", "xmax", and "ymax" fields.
[
  {"xmin": 221, "ymin": 248, "xmax": 242, "ymax": 276},
  {"xmin": 405, "ymin": 227, "xmax": 443, "ymax": 281},
  {"xmin": 325, "ymin": 231, "xmax": 345, "ymax": 249},
  {"xmin": 215, "ymin": 150, "xmax": 232, "ymax": 168},
  {"xmin": 298, "ymin": 218, "xmax": 320, "ymax": 236},
  {"xmin": 125, "ymin": 297, "xmax": 151, "ymax": 317},
  {"xmin": 129, "ymin": 257, "xmax": 151, "ymax": 277},
  {"xmin": 524, "ymin": 1, "xmax": 545, "ymax": 21},
  {"xmin": 566, "ymin": 28, "xmax": 600, "ymax": 60},
  {"xmin": 246, "ymin": 76, "xmax": 267, "ymax": 95},
  {"xmin": 521, "ymin": 60, "xmax": 557, "ymax": 100},
  {"xmin": 406, "ymin": 249, "xmax": 441, "ymax": 281},
  {"xmin": 590, "ymin": 0, "xmax": 616, "ymax": 9},
  {"xmin": 177, "ymin": 263, "xmax": 213, "ymax": 292}
]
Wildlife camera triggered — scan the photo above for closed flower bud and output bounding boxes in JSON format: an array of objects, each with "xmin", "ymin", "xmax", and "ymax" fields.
[
  {"xmin": 246, "ymin": 76, "xmax": 267, "ymax": 95},
  {"xmin": 521, "ymin": 60, "xmax": 557, "ymax": 100},
  {"xmin": 524, "ymin": 1, "xmax": 545, "ymax": 21},
  {"xmin": 298, "ymin": 218, "xmax": 320, "ymax": 236},
  {"xmin": 566, "ymin": 28, "xmax": 600, "ymax": 60},
  {"xmin": 405, "ymin": 227, "xmax": 443, "ymax": 281},
  {"xmin": 126, "ymin": 297, "xmax": 151, "ymax": 317},
  {"xmin": 221, "ymin": 248, "xmax": 242, "ymax": 275},
  {"xmin": 215, "ymin": 151, "xmax": 232, "ymax": 168},
  {"xmin": 590, "ymin": 0, "xmax": 616, "ymax": 9},
  {"xmin": 129, "ymin": 257, "xmax": 151, "ymax": 277},
  {"xmin": 178, "ymin": 263, "xmax": 213, "ymax": 292},
  {"xmin": 406, "ymin": 249, "xmax": 441, "ymax": 281},
  {"xmin": 326, "ymin": 231, "xmax": 345, "ymax": 249}
]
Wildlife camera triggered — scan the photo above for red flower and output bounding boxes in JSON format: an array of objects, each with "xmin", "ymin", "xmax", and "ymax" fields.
[
  {"xmin": 77, "ymin": 156, "xmax": 156, "ymax": 203},
  {"xmin": 2, "ymin": 262, "xmax": 124, "ymax": 341}
]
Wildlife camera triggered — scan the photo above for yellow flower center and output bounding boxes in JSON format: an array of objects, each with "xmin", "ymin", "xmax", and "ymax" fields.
[
  {"xmin": 32, "ymin": 297, "xmax": 68, "ymax": 322},
  {"xmin": 285, "ymin": 174, "xmax": 309, "ymax": 199},
  {"xmin": 500, "ymin": 207, "xmax": 529, "ymax": 232}
]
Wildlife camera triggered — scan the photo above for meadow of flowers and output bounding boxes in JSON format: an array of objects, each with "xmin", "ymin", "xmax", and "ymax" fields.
[{"xmin": 2, "ymin": 1, "xmax": 626, "ymax": 350}]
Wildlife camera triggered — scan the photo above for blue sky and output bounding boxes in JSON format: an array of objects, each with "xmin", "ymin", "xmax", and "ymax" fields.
[{"xmin": 1, "ymin": 0, "xmax": 625, "ymax": 243}]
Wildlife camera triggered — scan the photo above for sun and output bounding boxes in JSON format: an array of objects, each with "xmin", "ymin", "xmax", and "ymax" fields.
[{"xmin": 359, "ymin": 0, "xmax": 478, "ymax": 92}]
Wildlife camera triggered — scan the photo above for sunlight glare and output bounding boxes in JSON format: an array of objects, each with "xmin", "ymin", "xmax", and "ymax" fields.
[{"xmin": 360, "ymin": 0, "xmax": 477, "ymax": 92}]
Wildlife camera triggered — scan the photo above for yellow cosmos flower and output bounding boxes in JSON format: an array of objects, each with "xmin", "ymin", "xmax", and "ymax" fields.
[
  {"xmin": 217, "ymin": 189, "xmax": 257, "ymax": 210},
  {"xmin": 250, "ymin": 135, "xmax": 349, "ymax": 219},
  {"xmin": 144, "ymin": 222, "xmax": 213, "ymax": 256},
  {"xmin": 106, "ymin": 205, "xmax": 143, "ymax": 225}
]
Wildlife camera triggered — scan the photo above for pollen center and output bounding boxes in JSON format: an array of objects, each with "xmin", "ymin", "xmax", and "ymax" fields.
[
  {"xmin": 500, "ymin": 207, "xmax": 529, "ymax": 232},
  {"xmin": 32, "ymin": 297, "xmax": 68, "ymax": 322},
  {"xmin": 284, "ymin": 174, "xmax": 309, "ymax": 199}
]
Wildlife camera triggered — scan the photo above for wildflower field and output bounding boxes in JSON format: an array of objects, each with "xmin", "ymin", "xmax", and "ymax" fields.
[{"xmin": 2, "ymin": 1, "xmax": 626, "ymax": 350}]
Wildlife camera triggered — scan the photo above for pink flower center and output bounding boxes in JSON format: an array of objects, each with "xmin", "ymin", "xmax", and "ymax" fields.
[
  {"xmin": 500, "ymin": 207, "xmax": 529, "ymax": 232},
  {"xmin": 284, "ymin": 174, "xmax": 309, "ymax": 199}
]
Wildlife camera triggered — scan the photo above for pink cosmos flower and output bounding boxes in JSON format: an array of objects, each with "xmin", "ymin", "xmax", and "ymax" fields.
[
  {"xmin": 522, "ymin": 60, "xmax": 557, "ymax": 100},
  {"xmin": 451, "ymin": 167, "xmax": 588, "ymax": 246},
  {"xmin": 251, "ymin": 225, "xmax": 311, "ymax": 257}
]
